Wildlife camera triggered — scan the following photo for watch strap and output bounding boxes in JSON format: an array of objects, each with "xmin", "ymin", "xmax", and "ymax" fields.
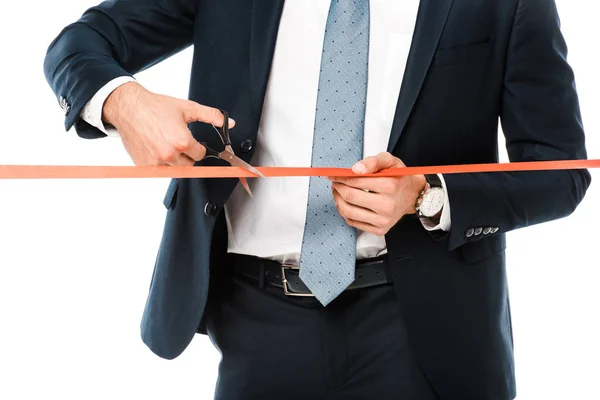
[{"xmin": 424, "ymin": 174, "xmax": 442, "ymax": 188}]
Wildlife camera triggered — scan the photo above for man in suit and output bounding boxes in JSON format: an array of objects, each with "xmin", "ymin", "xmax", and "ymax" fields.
[{"xmin": 44, "ymin": 0, "xmax": 591, "ymax": 398}]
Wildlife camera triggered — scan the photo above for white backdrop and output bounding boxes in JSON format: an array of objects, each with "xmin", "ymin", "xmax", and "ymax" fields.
[{"xmin": 0, "ymin": 1, "xmax": 598, "ymax": 399}]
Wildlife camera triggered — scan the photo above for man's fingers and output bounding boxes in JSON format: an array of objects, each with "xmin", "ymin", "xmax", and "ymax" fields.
[
  {"xmin": 178, "ymin": 128, "xmax": 208, "ymax": 161},
  {"xmin": 169, "ymin": 153, "xmax": 196, "ymax": 166},
  {"xmin": 353, "ymin": 155, "xmax": 377, "ymax": 174},
  {"xmin": 344, "ymin": 218, "xmax": 387, "ymax": 237},
  {"xmin": 329, "ymin": 176, "xmax": 399, "ymax": 193},
  {"xmin": 152, "ymin": 141, "xmax": 196, "ymax": 166},
  {"xmin": 332, "ymin": 182, "xmax": 379, "ymax": 209},
  {"xmin": 182, "ymin": 100, "xmax": 236, "ymax": 128},
  {"xmin": 333, "ymin": 186, "xmax": 386, "ymax": 227},
  {"xmin": 183, "ymin": 141, "xmax": 207, "ymax": 161},
  {"xmin": 162, "ymin": 153, "xmax": 196, "ymax": 166},
  {"xmin": 352, "ymin": 152, "xmax": 404, "ymax": 174},
  {"xmin": 159, "ymin": 126, "xmax": 207, "ymax": 162}
]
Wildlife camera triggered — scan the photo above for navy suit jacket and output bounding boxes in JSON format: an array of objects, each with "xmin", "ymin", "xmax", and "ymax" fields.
[{"xmin": 44, "ymin": 0, "xmax": 591, "ymax": 398}]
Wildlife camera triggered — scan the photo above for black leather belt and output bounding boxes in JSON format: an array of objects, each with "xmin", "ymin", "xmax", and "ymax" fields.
[{"xmin": 228, "ymin": 253, "xmax": 391, "ymax": 297}]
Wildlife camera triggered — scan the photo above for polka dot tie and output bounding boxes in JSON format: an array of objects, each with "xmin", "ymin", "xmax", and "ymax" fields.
[{"xmin": 299, "ymin": 0, "xmax": 370, "ymax": 306}]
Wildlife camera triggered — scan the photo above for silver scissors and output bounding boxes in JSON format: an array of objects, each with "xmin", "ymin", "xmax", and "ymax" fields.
[{"xmin": 200, "ymin": 109, "xmax": 264, "ymax": 197}]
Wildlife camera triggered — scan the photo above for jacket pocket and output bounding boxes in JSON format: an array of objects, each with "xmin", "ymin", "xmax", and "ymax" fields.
[
  {"xmin": 432, "ymin": 39, "xmax": 493, "ymax": 68},
  {"xmin": 163, "ymin": 178, "xmax": 180, "ymax": 209}
]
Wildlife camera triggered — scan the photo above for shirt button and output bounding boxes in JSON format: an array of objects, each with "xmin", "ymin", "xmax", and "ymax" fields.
[
  {"xmin": 204, "ymin": 202, "xmax": 218, "ymax": 216},
  {"xmin": 240, "ymin": 139, "xmax": 253, "ymax": 153}
]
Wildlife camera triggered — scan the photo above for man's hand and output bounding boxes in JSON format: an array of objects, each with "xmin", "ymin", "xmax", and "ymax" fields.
[
  {"xmin": 102, "ymin": 81, "xmax": 235, "ymax": 166},
  {"xmin": 328, "ymin": 152, "xmax": 426, "ymax": 236}
]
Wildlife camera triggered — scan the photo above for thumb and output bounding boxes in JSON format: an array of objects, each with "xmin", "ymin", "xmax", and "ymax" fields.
[{"xmin": 352, "ymin": 152, "xmax": 404, "ymax": 174}]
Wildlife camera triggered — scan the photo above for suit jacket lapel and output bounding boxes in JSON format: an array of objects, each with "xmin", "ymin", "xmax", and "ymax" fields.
[
  {"xmin": 249, "ymin": 0, "xmax": 286, "ymax": 122},
  {"xmin": 387, "ymin": 0, "xmax": 455, "ymax": 152}
]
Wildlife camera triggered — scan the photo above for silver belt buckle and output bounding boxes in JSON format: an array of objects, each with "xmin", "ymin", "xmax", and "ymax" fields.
[{"xmin": 281, "ymin": 264, "xmax": 314, "ymax": 297}]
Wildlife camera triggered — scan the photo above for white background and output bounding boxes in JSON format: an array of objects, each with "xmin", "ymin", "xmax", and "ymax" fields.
[{"xmin": 0, "ymin": 1, "xmax": 598, "ymax": 399}]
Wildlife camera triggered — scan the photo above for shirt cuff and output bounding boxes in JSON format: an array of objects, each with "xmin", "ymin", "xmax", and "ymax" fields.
[
  {"xmin": 80, "ymin": 76, "xmax": 136, "ymax": 137},
  {"xmin": 420, "ymin": 174, "xmax": 451, "ymax": 232}
]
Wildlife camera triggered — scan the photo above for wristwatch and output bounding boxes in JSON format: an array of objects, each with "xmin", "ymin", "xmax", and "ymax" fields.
[{"xmin": 415, "ymin": 174, "xmax": 445, "ymax": 219}]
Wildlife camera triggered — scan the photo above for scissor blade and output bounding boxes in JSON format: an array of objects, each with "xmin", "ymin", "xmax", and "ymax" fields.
[{"xmin": 219, "ymin": 150, "xmax": 265, "ymax": 178}]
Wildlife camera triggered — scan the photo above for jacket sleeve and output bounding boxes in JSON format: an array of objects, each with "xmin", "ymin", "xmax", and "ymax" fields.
[
  {"xmin": 43, "ymin": 0, "xmax": 196, "ymax": 139},
  {"xmin": 438, "ymin": 0, "xmax": 592, "ymax": 251}
]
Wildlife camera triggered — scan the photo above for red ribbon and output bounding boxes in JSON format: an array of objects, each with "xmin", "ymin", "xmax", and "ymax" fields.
[{"xmin": 0, "ymin": 159, "xmax": 599, "ymax": 179}]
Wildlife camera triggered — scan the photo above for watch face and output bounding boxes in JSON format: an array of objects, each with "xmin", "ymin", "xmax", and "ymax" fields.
[{"xmin": 421, "ymin": 187, "xmax": 445, "ymax": 217}]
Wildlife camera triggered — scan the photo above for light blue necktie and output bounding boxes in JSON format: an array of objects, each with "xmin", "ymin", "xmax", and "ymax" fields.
[{"xmin": 299, "ymin": 0, "xmax": 370, "ymax": 306}]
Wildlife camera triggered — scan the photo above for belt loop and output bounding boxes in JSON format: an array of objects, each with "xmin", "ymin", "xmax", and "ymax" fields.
[{"xmin": 258, "ymin": 261, "xmax": 265, "ymax": 289}]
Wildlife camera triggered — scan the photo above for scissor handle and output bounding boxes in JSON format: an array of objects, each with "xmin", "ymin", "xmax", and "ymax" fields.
[
  {"xmin": 199, "ymin": 142, "xmax": 220, "ymax": 159},
  {"xmin": 212, "ymin": 109, "xmax": 232, "ymax": 147}
]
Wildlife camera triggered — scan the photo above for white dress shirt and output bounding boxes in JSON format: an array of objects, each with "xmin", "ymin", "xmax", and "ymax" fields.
[{"xmin": 81, "ymin": 0, "xmax": 451, "ymax": 265}]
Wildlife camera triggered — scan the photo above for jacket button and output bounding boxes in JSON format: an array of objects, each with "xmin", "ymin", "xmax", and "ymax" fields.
[
  {"xmin": 240, "ymin": 139, "xmax": 253, "ymax": 153},
  {"xmin": 465, "ymin": 228, "xmax": 475, "ymax": 238},
  {"xmin": 59, "ymin": 96, "xmax": 71, "ymax": 115},
  {"xmin": 204, "ymin": 202, "xmax": 218, "ymax": 216}
]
